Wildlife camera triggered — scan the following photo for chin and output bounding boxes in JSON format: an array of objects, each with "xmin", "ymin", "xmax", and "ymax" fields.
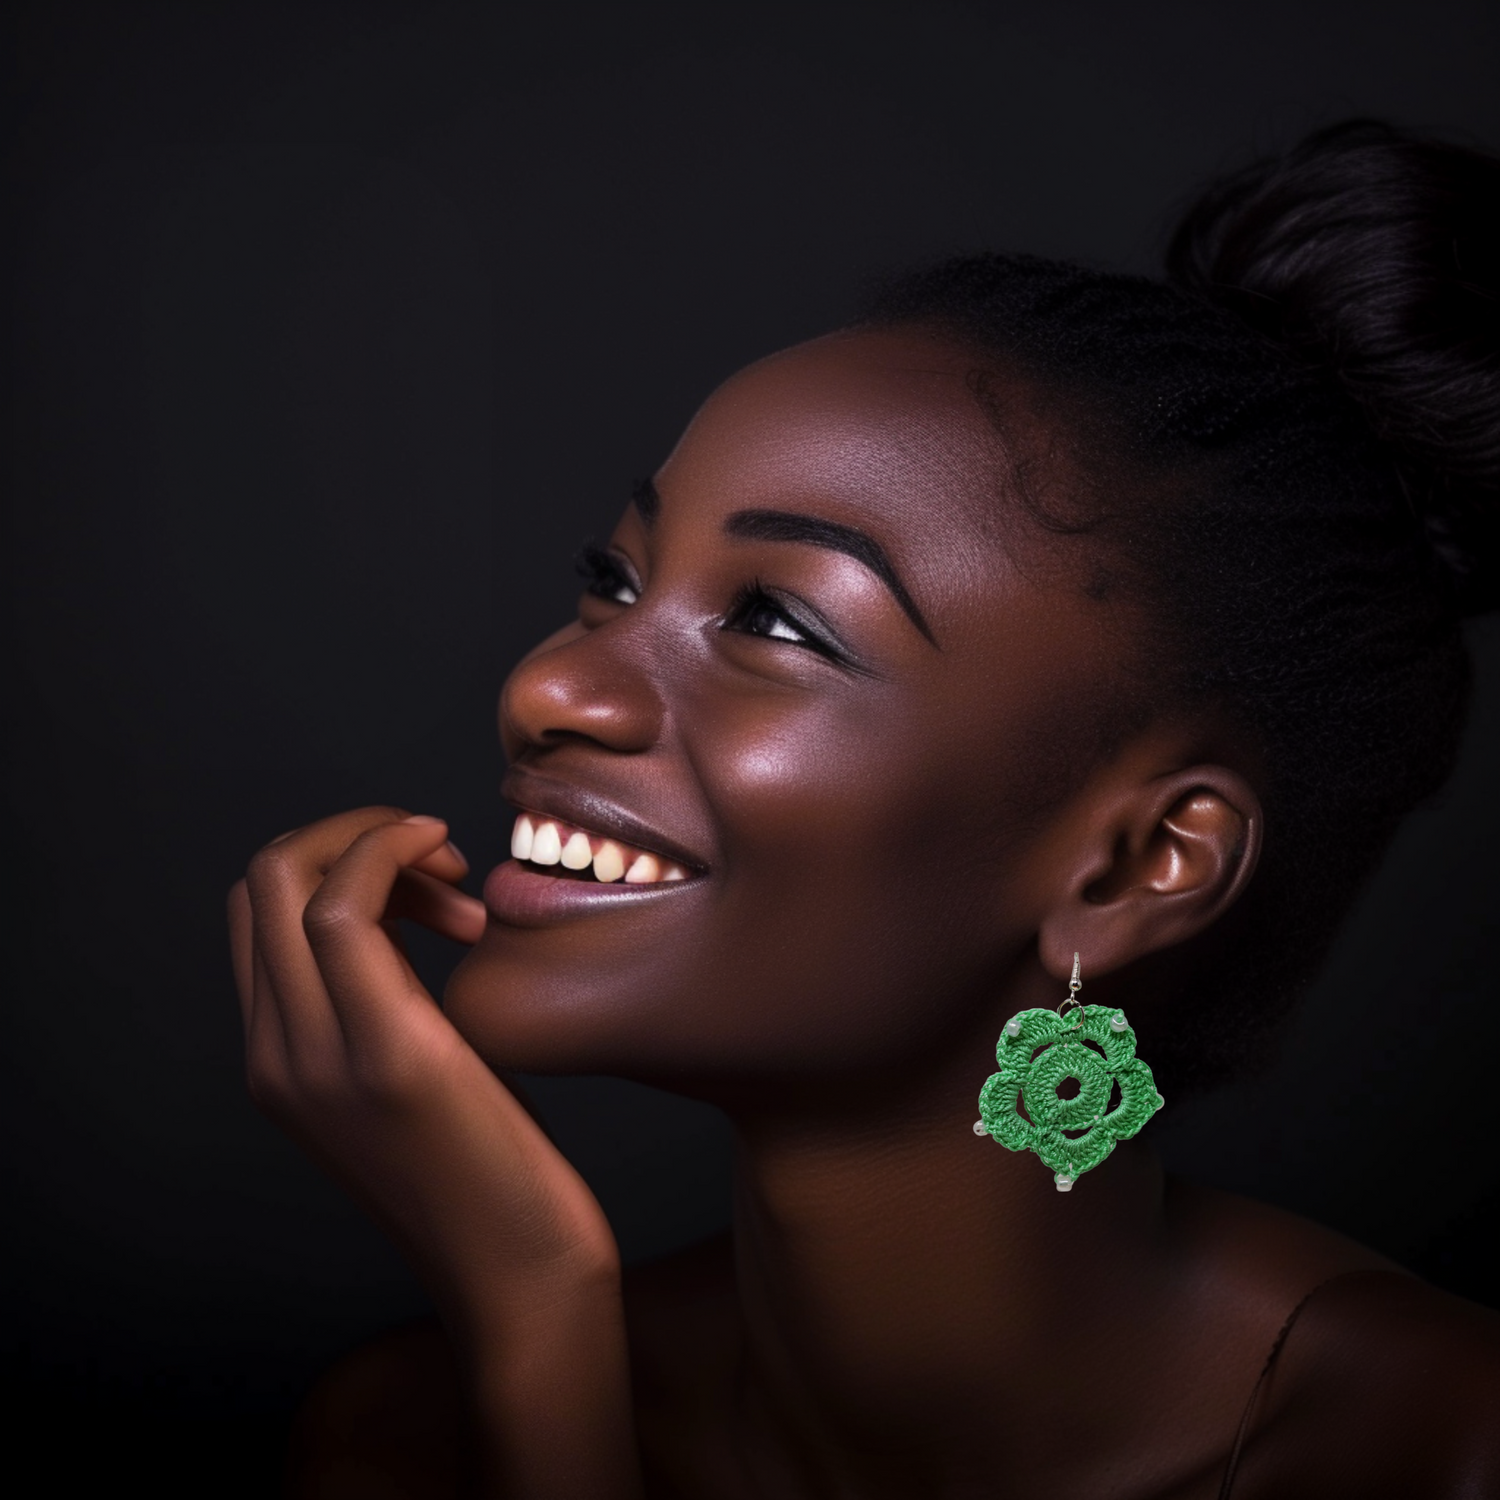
[{"xmin": 441, "ymin": 922, "xmax": 706, "ymax": 1078}]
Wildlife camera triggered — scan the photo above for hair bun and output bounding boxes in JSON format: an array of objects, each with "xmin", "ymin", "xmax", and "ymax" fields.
[{"xmin": 1165, "ymin": 119, "xmax": 1500, "ymax": 615}]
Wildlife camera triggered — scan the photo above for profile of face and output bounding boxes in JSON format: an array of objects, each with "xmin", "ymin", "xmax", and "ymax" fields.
[{"xmin": 444, "ymin": 329, "xmax": 1219, "ymax": 1108}]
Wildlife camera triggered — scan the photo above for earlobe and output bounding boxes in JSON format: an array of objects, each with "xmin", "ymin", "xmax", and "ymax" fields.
[{"xmin": 1041, "ymin": 766, "xmax": 1262, "ymax": 981}]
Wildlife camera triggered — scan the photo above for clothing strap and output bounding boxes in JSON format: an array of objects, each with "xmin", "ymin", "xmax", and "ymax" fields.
[{"xmin": 1216, "ymin": 1267, "xmax": 1414, "ymax": 1499}]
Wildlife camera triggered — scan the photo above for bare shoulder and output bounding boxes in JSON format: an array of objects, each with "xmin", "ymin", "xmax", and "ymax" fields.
[
  {"xmin": 1168, "ymin": 1179, "xmax": 1500, "ymax": 1497},
  {"xmin": 285, "ymin": 1318, "xmax": 468, "ymax": 1500},
  {"xmin": 1237, "ymin": 1273, "xmax": 1500, "ymax": 1499},
  {"xmin": 1166, "ymin": 1174, "xmax": 1402, "ymax": 1290}
]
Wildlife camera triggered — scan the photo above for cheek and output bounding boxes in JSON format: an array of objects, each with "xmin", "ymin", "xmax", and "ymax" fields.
[
  {"xmin": 682, "ymin": 693, "xmax": 1032, "ymax": 1061},
  {"xmin": 707, "ymin": 685, "xmax": 996, "ymax": 882}
]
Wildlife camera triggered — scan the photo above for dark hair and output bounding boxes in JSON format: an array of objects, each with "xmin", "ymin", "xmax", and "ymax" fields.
[{"xmin": 862, "ymin": 120, "xmax": 1500, "ymax": 1096}]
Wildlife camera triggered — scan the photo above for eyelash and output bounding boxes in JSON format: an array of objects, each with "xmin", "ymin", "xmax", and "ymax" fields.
[
  {"xmin": 723, "ymin": 579, "xmax": 838, "ymax": 659},
  {"xmin": 575, "ymin": 547, "xmax": 840, "ymax": 660},
  {"xmin": 576, "ymin": 544, "xmax": 640, "ymax": 605}
]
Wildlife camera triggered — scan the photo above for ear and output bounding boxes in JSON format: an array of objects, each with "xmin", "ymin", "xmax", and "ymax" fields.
[{"xmin": 1037, "ymin": 763, "xmax": 1262, "ymax": 983}]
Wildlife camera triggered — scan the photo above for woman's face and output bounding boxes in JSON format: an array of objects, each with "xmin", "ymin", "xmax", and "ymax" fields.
[{"xmin": 445, "ymin": 328, "xmax": 1135, "ymax": 1099}]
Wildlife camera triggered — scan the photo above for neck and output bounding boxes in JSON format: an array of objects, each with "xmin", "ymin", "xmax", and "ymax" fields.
[{"xmin": 722, "ymin": 1056, "xmax": 1171, "ymax": 1491}]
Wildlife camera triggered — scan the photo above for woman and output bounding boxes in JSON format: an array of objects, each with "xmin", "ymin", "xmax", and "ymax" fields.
[{"xmin": 230, "ymin": 121, "xmax": 1500, "ymax": 1497}]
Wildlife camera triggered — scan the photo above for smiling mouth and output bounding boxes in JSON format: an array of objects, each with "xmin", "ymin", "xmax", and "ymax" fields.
[{"xmin": 510, "ymin": 813, "xmax": 693, "ymax": 886}]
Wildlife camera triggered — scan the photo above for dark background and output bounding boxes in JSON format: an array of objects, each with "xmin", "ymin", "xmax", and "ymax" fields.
[{"xmin": 7, "ymin": 1, "xmax": 1499, "ymax": 1492}]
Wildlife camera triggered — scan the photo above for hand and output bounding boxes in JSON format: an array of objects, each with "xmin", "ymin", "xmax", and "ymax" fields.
[
  {"xmin": 228, "ymin": 806, "xmax": 617, "ymax": 1316},
  {"xmin": 229, "ymin": 808, "xmax": 642, "ymax": 1497}
]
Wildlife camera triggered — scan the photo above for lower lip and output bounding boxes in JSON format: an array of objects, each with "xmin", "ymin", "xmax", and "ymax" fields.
[{"xmin": 482, "ymin": 859, "xmax": 701, "ymax": 927}]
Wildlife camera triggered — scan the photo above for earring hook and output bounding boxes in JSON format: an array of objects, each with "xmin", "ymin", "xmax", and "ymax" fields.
[{"xmin": 1056, "ymin": 951, "xmax": 1084, "ymax": 1029}]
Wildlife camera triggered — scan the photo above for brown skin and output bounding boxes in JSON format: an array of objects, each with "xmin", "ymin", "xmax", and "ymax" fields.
[{"xmin": 232, "ymin": 330, "xmax": 1500, "ymax": 1499}]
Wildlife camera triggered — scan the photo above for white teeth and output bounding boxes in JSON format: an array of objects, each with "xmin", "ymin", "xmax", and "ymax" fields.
[
  {"xmin": 592, "ymin": 841, "xmax": 626, "ymax": 883},
  {"xmin": 623, "ymin": 853, "xmax": 662, "ymax": 884},
  {"xmin": 510, "ymin": 814, "xmax": 535, "ymax": 862},
  {"xmin": 530, "ymin": 821, "xmax": 562, "ymax": 865},
  {"xmin": 517, "ymin": 816, "xmax": 691, "ymax": 885},
  {"xmin": 560, "ymin": 830, "xmax": 593, "ymax": 869}
]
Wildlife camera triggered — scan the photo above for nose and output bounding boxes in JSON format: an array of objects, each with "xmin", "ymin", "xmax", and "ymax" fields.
[{"xmin": 500, "ymin": 620, "xmax": 666, "ymax": 761}]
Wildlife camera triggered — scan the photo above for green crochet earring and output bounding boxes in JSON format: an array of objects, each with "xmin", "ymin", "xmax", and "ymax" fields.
[{"xmin": 972, "ymin": 954, "xmax": 1164, "ymax": 1191}]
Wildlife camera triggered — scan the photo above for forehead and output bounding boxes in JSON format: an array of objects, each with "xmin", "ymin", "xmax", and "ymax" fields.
[{"xmin": 655, "ymin": 329, "xmax": 1013, "ymax": 582}]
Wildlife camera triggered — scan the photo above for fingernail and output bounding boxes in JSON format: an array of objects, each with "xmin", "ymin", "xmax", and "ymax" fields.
[
  {"xmin": 445, "ymin": 840, "xmax": 468, "ymax": 865},
  {"xmin": 402, "ymin": 814, "xmax": 445, "ymax": 825}
]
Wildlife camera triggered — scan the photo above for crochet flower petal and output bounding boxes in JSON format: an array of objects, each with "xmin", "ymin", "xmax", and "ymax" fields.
[
  {"xmin": 978, "ymin": 1069, "xmax": 1032, "ymax": 1151},
  {"xmin": 1105, "ymin": 1057, "xmax": 1164, "ymax": 1139},
  {"xmin": 994, "ymin": 1007, "xmax": 1064, "ymax": 1065}
]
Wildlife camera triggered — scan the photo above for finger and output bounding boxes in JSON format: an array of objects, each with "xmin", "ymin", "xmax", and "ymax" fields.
[
  {"xmin": 247, "ymin": 940, "xmax": 293, "ymax": 1091},
  {"xmin": 244, "ymin": 807, "xmax": 418, "ymax": 1050},
  {"xmin": 256, "ymin": 808, "xmax": 465, "ymax": 884},
  {"xmin": 386, "ymin": 868, "xmax": 488, "ymax": 946},
  {"xmin": 410, "ymin": 833, "xmax": 470, "ymax": 886},
  {"xmin": 300, "ymin": 818, "xmax": 460, "ymax": 1042},
  {"xmin": 255, "ymin": 805, "xmax": 416, "ymax": 870},
  {"xmin": 231, "ymin": 878, "xmax": 298, "ymax": 1103}
]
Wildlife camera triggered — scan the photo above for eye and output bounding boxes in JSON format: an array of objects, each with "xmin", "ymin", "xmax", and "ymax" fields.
[
  {"xmin": 576, "ymin": 543, "xmax": 640, "ymax": 606},
  {"xmin": 723, "ymin": 581, "xmax": 839, "ymax": 659}
]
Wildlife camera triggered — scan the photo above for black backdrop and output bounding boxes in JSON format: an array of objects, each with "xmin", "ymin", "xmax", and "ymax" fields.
[{"xmin": 8, "ymin": 2, "xmax": 1499, "ymax": 1491}]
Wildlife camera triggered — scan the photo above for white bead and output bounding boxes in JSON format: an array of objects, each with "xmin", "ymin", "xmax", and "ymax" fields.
[
  {"xmin": 1054, "ymin": 1173, "xmax": 1075, "ymax": 1192},
  {"xmin": 1004, "ymin": 1018, "xmax": 1022, "ymax": 1037},
  {"xmin": 972, "ymin": 1119, "xmax": 988, "ymax": 1136},
  {"xmin": 1110, "ymin": 1013, "xmax": 1129, "ymax": 1033}
]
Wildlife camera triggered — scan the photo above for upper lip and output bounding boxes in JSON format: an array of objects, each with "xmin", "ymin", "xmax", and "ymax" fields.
[{"xmin": 501, "ymin": 766, "xmax": 709, "ymax": 873}]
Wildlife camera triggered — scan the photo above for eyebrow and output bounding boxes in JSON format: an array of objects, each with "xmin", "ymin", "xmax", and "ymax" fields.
[{"xmin": 631, "ymin": 479, "xmax": 937, "ymax": 646}]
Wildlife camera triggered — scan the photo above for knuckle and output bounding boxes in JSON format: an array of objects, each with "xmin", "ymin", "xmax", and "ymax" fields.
[
  {"xmin": 347, "ymin": 815, "xmax": 418, "ymax": 859},
  {"xmin": 301, "ymin": 893, "xmax": 359, "ymax": 941},
  {"xmin": 244, "ymin": 844, "xmax": 298, "ymax": 900},
  {"xmin": 334, "ymin": 807, "xmax": 414, "ymax": 850}
]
